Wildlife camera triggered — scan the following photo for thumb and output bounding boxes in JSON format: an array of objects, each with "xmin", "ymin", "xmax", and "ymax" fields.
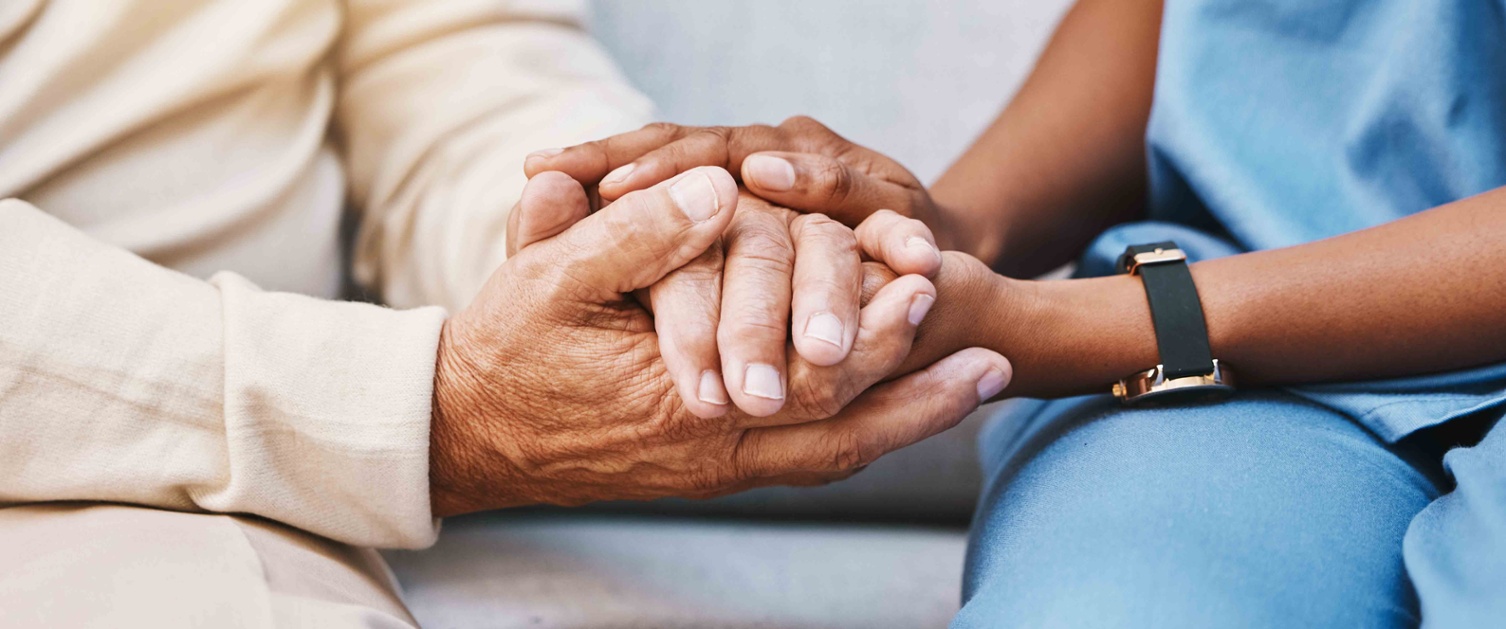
[
  {"xmin": 529, "ymin": 166, "xmax": 738, "ymax": 298},
  {"xmin": 508, "ymin": 171, "xmax": 591, "ymax": 258}
]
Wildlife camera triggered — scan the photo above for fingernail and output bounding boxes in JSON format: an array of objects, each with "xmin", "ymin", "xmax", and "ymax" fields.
[
  {"xmin": 906, "ymin": 237, "xmax": 942, "ymax": 265},
  {"xmin": 603, "ymin": 163, "xmax": 635, "ymax": 186},
  {"xmin": 976, "ymin": 367, "xmax": 1008, "ymax": 402},
  {"xmin": 907, "ymin": 294, "xmax": 935, "ymax": 326},
  {"xmin": 745, "ymin": 155, "xmax": 795, "ymax": 191},
  {"xmin": 804, "ymin": 312, "xmax": 845, "ymax": 348},
  {"xmin": 527, "ymin": 148, "xmax": 563, "ymax": 161},
  {"xmin": 743, "ymin": 363, "xmax": 785, "ymax": 400},
  {"xmin": 669, "ymin": 171, "xmax": 720, "ymax": 223},
  {"xmin": 698, "ymin": 370, "xmax": 730, "ymax": 405}
]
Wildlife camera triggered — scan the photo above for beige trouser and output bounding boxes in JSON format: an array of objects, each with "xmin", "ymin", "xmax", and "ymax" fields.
[{"xmin": 0, "ymin": 504, "xmax": 417, "ymax": 628}]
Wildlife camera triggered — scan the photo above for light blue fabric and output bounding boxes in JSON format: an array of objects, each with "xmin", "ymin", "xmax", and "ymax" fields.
[
  {"xmin": 959, "ymin": 393, "xmax": 1438, "ymax": 627},
  {"xmin": 1108, "ymin": 0, "xmax": 1506, "ymax": 442},
  {"xmin": 960, "ymin": 0, "xmax": 1506, "ymax": 625},
  {"xmin": 1080, "ymin": 225, "xmax": 1506, "ymax": 442},
  {"xmin": 957, "ymin": 393, "xmax": 1506, "ymax": 627}
]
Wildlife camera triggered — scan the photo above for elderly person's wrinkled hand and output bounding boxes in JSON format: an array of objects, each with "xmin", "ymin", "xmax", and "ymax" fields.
[
  {"xmin": 428, "ymin": 167, "xmax": 1010, "ymax": 517},
  {"xmin": 514, "ymin": 153, "xmax": 950, "ymax": 419}
]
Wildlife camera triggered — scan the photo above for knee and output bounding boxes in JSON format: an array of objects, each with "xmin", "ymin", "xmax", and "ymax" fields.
[
  {"xmin": 1404, "ymin": 421, "xmax": 1506, "ymax": 628},
  {"xmin": 957, "ymin": 393, "xmax": 1437, "ymax": 628}
]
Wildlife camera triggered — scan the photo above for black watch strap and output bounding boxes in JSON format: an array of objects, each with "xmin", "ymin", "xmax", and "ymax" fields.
[{"xmin": 1117, "ymin": 241, "xmax": 1215, "ymax": 380}]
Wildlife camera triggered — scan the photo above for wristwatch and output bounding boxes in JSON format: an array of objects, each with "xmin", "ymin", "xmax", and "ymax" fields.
[{"xmin": 1111, "ymin": 241, "xmax": 1234, "ymax": 405}]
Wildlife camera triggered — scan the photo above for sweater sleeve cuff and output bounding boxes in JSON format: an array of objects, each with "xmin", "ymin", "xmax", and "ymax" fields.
[{"xmin": 204, "ymin": 272, "xmax": 447, "ymax": 549}]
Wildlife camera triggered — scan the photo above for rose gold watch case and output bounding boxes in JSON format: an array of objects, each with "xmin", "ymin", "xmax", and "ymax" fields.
[{"xmin": 1112, "ymin": 359, "xmax": 1235, "ymax": 406}]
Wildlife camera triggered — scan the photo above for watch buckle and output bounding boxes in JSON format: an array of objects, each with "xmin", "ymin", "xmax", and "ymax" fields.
[{"xmin": 1124, "ymin": 247, "xmax": 1187, "ymax": 276}]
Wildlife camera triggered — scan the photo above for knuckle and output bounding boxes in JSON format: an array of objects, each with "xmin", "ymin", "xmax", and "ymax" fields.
[
  {"xmin": 896, "ymin": 214, "xmax": 928, "ymax": 233},
  {"xmin": 731, "ymin": 245, "xmax": 794, "ymax": 277},
  {"xmin": 815, "ymin": 160, "xmax": 855, "ymax": 203},
  {"xmin": 731, "ymin": 123, "xmax": 777, "ymax": 142},
  {"xmin": 779, "ymin": 115, "xmax": 827, "ymax": 132},
  {"xmin": 661, "ymin": 250, "xmax": 724, "ymax": 288},
  {"xmin": 728, "ymin": 224, "xmax": 795, "ymax": 269},
  {"xmin": 827, "ymin": 430, "xmax": 871, "ymax": 472},
  {"xmin": 728, "ymin": 435, "xmax": 763, "ymax": 482},
  {"xmin": 789, "ymin": 374, "xmax": 847, "ymax": 420},
  {"xmin": 579, "ymin": 138, "xmax": 608, "ymax": 155},
  {"xmin": 717, "ymin": 311, "xmax": 786, "ymax": 348},
  {"xmin": 884, "ymin": 218, "xmax": 933, "ymax": 248},
  {"xmin": 855, "ymin": 210, "xmax": 899, "ymax": 241},
  {"xmin": 668, "ymin": 320, "xmax": 720, "ymax": 358},
  {"xmin": 693, "ymin": 129, "xmax": 735, "ymax": 161},
  {"xmin": 799, "ymin": 217, "xmax": 860, "ymax": 254},
  {"xmin": 643, "ymin": 121, "xmax": 683, "ymax": 136},
  {"xmin": 868, "ymin": 208, "xmax": 901, "ymax": 224},
  {"xmin": 661, "ymin": 141, "xmax": 699, "ymax": 165},
  {"xmin": 575, "ymin": 139, "xmax": 613, "ymax": 172},
  {"xmin": 906, "ymin": 223, "xmax": 936, "ymax": 245},
  {"xmin": 793, "ymin": 212, "xmax": 842, "ymax": 234}
]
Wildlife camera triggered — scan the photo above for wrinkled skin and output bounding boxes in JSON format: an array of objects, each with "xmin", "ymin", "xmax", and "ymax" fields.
[
  {"xmin": 428, "ymin": 168, "xmax": 1011, "ymax": 517},
  {"xmin": 528, "ymin": 116, "xmax": 960, "ymax": 250}
]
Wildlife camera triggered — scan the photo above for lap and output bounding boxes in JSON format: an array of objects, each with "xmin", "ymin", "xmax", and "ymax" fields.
[
  {"xmin": 0, "ymin": 503, "xmax": 416, "ymax": 628},
  {"xmin": 957, "ymin": 391, "xmax": 1441, "ymax": 629},
  {"xmin": 1405, "ymin": 414, "xmax": 1506, "ymax": 628}
]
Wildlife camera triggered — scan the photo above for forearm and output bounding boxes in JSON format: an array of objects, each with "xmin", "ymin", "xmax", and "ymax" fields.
[
  {"xmin": 952, "ymin": 186, "xmax": 1506, "ymax": 398},
  {"xmin": 930, "ymin": 0, "xmax": 1163, "ymax": 276},
  {"xmin": 0, "ymin": 199, "xmax": 445, "ymax": 549}
]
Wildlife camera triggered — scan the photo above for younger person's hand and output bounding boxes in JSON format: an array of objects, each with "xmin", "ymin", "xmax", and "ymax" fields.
[{"xmin": 524, "ymin": 117, "xmax": 970, "ymax": 255}]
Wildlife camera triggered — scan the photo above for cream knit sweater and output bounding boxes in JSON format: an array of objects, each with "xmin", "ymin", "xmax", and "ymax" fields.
[{"xmin": 0, "ymin": 0, "xmax": 650, "ymax": 548}]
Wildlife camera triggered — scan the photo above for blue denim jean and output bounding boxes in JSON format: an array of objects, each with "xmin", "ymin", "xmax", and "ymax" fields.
[{"xmin": 954, "ymin": 391, "xmax": 1506, "ymax": 627}]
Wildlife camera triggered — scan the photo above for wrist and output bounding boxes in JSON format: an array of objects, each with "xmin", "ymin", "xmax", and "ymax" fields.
[
  {"xmin": 429, "ymin": 320, "xmax": 530, "ymax": 517},
  {"xmin": 934, "ymin": 201, "xmax": 1007, "ymax": 268},
  {"xmin": 430, "ymin": 321, "xmax": 481, "ymax": 517},
  {"xmin": 985, "ymin": 273, "xmax": 1158, "ymax": 398}
]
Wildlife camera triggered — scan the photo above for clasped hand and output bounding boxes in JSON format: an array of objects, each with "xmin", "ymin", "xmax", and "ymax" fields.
[{"xmin": 428, "ymin": 129, "xmax": 1010, "ymax": 517}]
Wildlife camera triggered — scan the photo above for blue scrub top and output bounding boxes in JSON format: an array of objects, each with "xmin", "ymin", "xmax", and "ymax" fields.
[{"xmin": 1073, "ymin": 0, "xmax": 1506, "ymax": 441}]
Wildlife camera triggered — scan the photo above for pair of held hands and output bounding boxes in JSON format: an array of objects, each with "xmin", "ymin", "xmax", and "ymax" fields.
[{"xmin": 430, "ymin": 117, "xmax": 1012, "ymax": 517}]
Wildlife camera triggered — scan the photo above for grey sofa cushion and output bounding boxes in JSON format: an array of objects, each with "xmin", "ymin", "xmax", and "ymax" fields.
[{"xmin": 385, "ymin": 513, "xmax": 967, "ymax": 629}]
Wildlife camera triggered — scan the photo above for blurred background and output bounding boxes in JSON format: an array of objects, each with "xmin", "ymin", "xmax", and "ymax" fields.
[
  {"xmin": 385, "ymin": 2, "xmax": 1074, "ymax": 627},
  {"xmin": 591, "ymin": 1, "xmax": 1069, "ymax": 183}
]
